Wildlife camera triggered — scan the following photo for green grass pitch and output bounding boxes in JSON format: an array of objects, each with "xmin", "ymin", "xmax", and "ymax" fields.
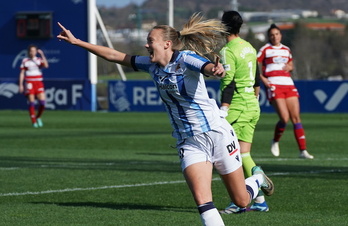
[{"xmin": 1, "ymin": 110, "xmax": 347, "ymax": 225}]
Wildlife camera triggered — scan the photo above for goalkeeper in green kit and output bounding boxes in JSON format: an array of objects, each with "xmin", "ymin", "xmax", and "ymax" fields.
[{"xmin": 219, "ymin": 11, "xmax": 269, "ymax": 213}]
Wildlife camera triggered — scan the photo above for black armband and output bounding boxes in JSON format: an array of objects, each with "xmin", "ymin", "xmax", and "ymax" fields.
[
  {"xmin": 201, "ymin": 61, "xmax": 211, "ymax": 77},
  {"xmin": 131, "ymin": 55, "xmax": 138, "ymax": 71},
  {"xmin": 221, "ymin": 80, "xmax": 236, "ymax": 104},
  {"xmin": 254, "ymin": 64, "xmax": 261, "ymax": 87}
]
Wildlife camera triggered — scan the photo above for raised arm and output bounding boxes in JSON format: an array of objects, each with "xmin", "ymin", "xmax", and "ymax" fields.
[
  {"xmin": 57, "ymin": 22, "xmax": 132, "ymax": 67},
  {"xmin": 37, "ymin": 49, "xmax": 49, "ymax": 68}
]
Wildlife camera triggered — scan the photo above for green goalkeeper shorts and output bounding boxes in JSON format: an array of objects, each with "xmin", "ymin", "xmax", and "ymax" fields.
[{"xmin": 226, "ymin": 107, "xmax": 260, "ymax": 143}]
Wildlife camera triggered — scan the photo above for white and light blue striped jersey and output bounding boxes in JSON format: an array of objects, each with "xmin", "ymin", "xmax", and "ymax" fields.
[{"xmin": 131, "ymin": 50, "xmax": 223, "ymax": 141}]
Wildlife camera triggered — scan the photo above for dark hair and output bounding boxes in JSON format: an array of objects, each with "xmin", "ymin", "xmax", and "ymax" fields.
[
  {"xmin": 221, "ymin": 11, "xmax": 243, "ymax": 35},
  {"xmin": 27, "ymin": 44, "xmax": 38, "ymax": 55},
  {"xmin": 267, "ymin": 23, "xmax": 281, "ymax": 36}
]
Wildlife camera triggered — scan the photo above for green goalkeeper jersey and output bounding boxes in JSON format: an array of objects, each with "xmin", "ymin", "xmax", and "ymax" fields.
[{"xmin": 220, "ymin": 37, "xmax": 259, "ymax": 113}]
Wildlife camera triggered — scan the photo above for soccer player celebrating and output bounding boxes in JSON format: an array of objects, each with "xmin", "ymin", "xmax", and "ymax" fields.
[
  {"xmin": 19, "ymin": 44, "xmax": 49, "ymax": 128},
  {"xmin": 219, "ymin": 11, "xmax": 269, "ymax": 213},
  {"xmin": 257, "ymin": 24, "xmax": 314, "ymax": 159},
  {"xmin": 57, "ymin": 13, "xmax": 274, "ymax": 226}
]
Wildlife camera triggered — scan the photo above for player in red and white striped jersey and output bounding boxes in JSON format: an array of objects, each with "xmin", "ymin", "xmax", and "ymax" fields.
[
  {"xmin": 257, "ymin": 24, "xmax": 314, "ymax": 159},
  {"xmin": 19, "ymin": 44, "xmax": 49, "ymax": 128}
]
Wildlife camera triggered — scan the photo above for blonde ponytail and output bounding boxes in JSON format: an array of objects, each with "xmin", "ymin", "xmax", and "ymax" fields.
[
  {"xmin": 152, "ymin": 13, "xmax": 227, "ymax": 61},
  {"xmin": 180, "ymin": 13, "xmax": 227, "ymax": 61}
]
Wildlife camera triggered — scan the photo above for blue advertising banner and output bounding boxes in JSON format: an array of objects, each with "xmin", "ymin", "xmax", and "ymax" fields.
[
  {"xmin": 0, "ymin": 0, "xmax": 93, "ymax": 110},
  {"xmin": 108, "ymin": 80, "xmax": 348, "ymax": 113},
  {"xmin": 0, "ymin": 0, "xmax": 89, "ymax": 80},
  {"xmin": 0, "ymin": 80, "xmax": 91, "ymax": 110},
  {"xmin": 108, "ymin": 80, "xmax": 166, "ymax": 112}
]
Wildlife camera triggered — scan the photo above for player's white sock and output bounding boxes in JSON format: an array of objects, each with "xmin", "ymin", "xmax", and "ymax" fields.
[
  {"xmin": 245, "ymin": 174, "xmax": 264, "ymax": 200},
  {"xmin": 198, "ymin": 202, "xmax": 225, "ymax": 226},
  {"xmin": 255, "ymin": 195, "xmax": 265, "ymax": 203}
]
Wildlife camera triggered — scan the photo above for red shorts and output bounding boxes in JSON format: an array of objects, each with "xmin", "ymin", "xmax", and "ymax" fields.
[
  {"xmin": 25, "ymin": 81, "xmax": 45, "ymax": 96},
  {"xmin": 267, "ymin": 84, "xmax": 299, "ymax": 102}
]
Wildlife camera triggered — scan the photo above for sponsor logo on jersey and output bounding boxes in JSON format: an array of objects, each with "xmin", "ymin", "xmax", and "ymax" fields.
[
  {"xmin": 227, "ymin": 141, "xmax": 238, "ymax": 156},
  {"xmin": 158, "ymin": 84, "xmax": 178, "ymax": 90}
]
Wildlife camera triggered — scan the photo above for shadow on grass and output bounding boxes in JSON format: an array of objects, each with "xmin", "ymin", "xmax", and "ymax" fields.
[
  {"xmin": 1, "ymin": 130, "xmax": 171, "ymax": 140},
  {"xmin": 0, "ymin": 156, "xmax": 180, "ymax": 173},
  {"xmin": 30, "ymin": 201, "xmax": 196, "ymax": 213}
]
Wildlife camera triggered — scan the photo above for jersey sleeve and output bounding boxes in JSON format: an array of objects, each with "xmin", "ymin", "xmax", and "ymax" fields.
[
  {"xmin": 39, "ymin": 58, "xmax": 47, "ymax": 68},
  {"xmin": 219, "ymin": 47, "xmax": 237, "ymax": 105},
  {"xmin": 20, "ymin": 59, "xmax": 26, "ymax": 70},
  {"xmin": 220, "ymin": 47, "xmax": 236, "ymax": 86},
  {"xmin": 257, "ymin": 43, "xmax": 271, "ymax": 64},
  {"xmin": 288, "ymin": 49, "xmax": 293, "ymax": 62},
  {"xmin": 183, "ymin": 52, "xmax": 210, "ymax": 75},
  {"xmin": 131, "ymin": 55, "xmax": 152, "ymax": 73},
  {"xmin": 257, "ymin": 48, "xmax": 265, "ymax": 63}
]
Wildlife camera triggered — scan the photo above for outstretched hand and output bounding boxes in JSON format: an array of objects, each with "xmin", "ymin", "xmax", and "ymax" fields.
[
  {"xmin": 212, "ymin": 56, "xmax": 225, "ymax": 78},
  {"xmin": 56, "ymin": 22, "xmax": 78, "ymax": 44}
]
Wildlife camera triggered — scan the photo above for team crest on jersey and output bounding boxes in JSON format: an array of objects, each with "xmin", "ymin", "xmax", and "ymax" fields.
[
  {"xmin": 175, "ymin": 64, "xmax": 181, "ymax": 71},
  {"xmin": 157, "ymin": 75, "xmax": 179, "ymax": 91},
  {"xmin": 235, "ymin": 155, "xmax": 240, "ymax": 162}
]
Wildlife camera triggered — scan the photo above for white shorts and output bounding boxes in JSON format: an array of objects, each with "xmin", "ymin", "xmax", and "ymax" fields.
[{"xmin": 176, "ymin": 119, "xmax": 242, "ymax": 175}]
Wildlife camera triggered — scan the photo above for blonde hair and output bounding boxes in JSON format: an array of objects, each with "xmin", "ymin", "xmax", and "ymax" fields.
[{"xmin": 152, "ymin": 13, "xmax": 227, "ymax": 61}]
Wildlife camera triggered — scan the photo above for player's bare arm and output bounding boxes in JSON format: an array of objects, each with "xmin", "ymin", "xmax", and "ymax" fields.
[
  {"xmin": 18, "ymin": 70, "xmax": 25, "ymax": 93},
  {"xmin": 57, "ymin": 22, "xmax": 132, "ymax": 67},
  {"xmin": 38, "ymin": 49, "xmax": 49, "ymax": 68},
  {"xmin": 258, "ymin": 62, "xmax": 270, "ymax": 88},
  {"xmin": 204, "ymin": 56, "xmax": 225, "ymax": 78}
]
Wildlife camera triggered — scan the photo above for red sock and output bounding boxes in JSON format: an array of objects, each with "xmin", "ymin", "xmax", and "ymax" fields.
[
  {"xmin": 294, "ymin": 123, "xmax": 306, "ymax": 150},
  {"xmin": 273, "ymin": 121, "xmax": 286, "ymax": 142},
  {"xmin": 28, "ymin": 102, "xmax": 36, "ymax": 123}
]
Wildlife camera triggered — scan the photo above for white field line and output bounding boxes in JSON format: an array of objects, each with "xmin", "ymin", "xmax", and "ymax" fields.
[
  {"xmin": 0, "ymin": 180, "xmax": 186, "ymax": 197},
  {"xmin": 0, "ymin": 169, "xmax": 346, "ymax": 197},
  {"xmin": 0, "ymin": 167, "xmax": 19, "ymax": 170}
]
